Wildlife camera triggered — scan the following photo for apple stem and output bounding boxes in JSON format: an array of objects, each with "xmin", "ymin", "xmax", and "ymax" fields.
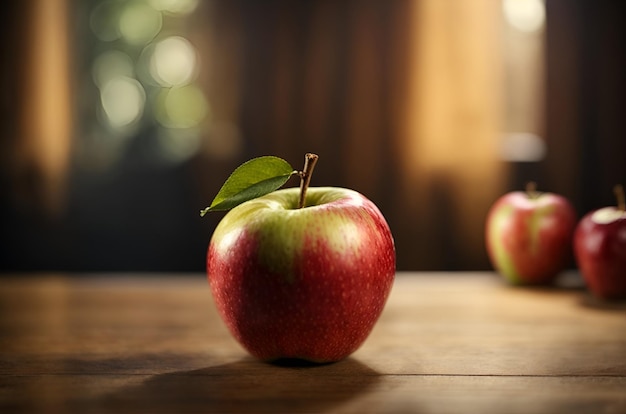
[
  {"xmin": 614, "ymin": 184, "xmax": 625, "ymax": 212},
  {"xmin": 297, "ymin": 153, "xmax": 319, "ymax": 209},
  {"xmin": 526, "ymin": 181, "xmax": 540, "ymax": 199}
]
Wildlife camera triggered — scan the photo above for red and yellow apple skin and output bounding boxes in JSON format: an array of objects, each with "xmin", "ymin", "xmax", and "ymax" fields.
[
  {"xmin": 485, "ymin": 191, "xmax": 577, "ymax": 285},
  {"xmin": 574, "ymin": 207, "xmax": 626, "ymax": 300},
  {"xmin": 207, "ymin": 187, "xmax": 395, "ymax": 363}
]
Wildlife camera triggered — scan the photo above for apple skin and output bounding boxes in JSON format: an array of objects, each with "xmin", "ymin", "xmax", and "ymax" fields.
[
  {"xmin": 574, "ymin": 207, "xmax": 626, "ymax": 300},
  {"xmin": 485, "ymin": 190, "xmax": 577, "ymax": 285},
  {"xmin": 207, "ymin": 187, "xmax": 395, "ymax": 363}
]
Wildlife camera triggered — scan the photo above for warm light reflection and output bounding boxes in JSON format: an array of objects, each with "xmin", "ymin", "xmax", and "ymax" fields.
[
  {"xmin": 501, "ymin": 0, "xmax": 546, "ymax": 156},
  {"xmin": 404, "ymin": 0, "xmax": 502, "ymax": 174},
  {"xmin": 20, "ymin": 0, "xmax": 72, "ymax": 214},
  {"xmin": 400, "ymin": 0, "xmax": 506, "ymax": 268},
  {"xmin": 500, "ymin": 133, "xmax": 546, "ymax": 162},
  {"xmin": 503, "ymin": 0, "xmax": 545, "ymax": 32},
  {"xmin": 149, "ymin": 36, "xmax": 198, "ymax": 86}
]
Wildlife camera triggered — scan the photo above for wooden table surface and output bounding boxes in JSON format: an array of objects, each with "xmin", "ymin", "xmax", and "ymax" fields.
[{"xmin": 1, "ymin": 272, "xmax": 625, "ymax": 414}]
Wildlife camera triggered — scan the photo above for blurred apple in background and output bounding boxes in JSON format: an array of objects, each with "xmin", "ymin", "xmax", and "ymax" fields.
[
  {"xmin": 485, "ymin": 183, "xmax": 577, "ymax": 285},
  {"xmin": 574, "ymin": 185, "xmax": 626, "ymax": 300}
]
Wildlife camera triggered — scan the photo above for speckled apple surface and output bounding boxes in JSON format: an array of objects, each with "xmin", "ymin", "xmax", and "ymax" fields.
[{"xmin": 207, "ymin": 187, "xmax": 396, "ymax": 363}]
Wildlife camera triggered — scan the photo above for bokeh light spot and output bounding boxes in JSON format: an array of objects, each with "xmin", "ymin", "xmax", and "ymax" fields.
[
  {"xmin": 157, "ymin": 128, "xmax": 202, "ymax": 163},
  {"xmin": 92, "ymin": 50, "xmax": 135, "ymax": 88},
  {"xmin": 119, "ymin": 2, "xmax": 163, "ymax": 45},
  {"xmin": 149, "ymin": 36, "xmax": 198, "ymax": 86},
  {"xmin": 90, "ymin": 1, "xmax": 121, "ymax": 42},
  {"xmin": 148, "ymin": 0, "xmax": 199, "ymax": 15},
  {"xmin": 155, "ymin": 85, "xmax": 209, "ymax": 129},
  {"xmin": 100, "ymin": 76, "xmax": 146, "ymax": 128},
  {"xmin": 503, "ymin": 0, "xmax": 545, "ymax": 32}
]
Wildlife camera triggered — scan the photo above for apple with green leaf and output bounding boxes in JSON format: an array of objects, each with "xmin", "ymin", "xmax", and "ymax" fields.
[
  {"xmin": 574, "ymin": 185, "xmax": 626, "ymax": 300},
  {"xmin": 485, "ymin": 183, "xmax": 577, "ymax": 285},
  {"xmin": 201, "ymin": 153, "xmax": 395, "ymax": 363}
]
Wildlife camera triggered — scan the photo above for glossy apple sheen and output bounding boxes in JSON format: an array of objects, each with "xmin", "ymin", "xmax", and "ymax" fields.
[
  {"xmin": 485, "ymin": 191, "xmax": 576, "ymax": 284},
  {"xmin": 574, "ymin": 208, "xmax": 626, "ymax": 299},
  {"xmin": 207, "ymin": 187, "xmax": 396, "ymax": 362}
]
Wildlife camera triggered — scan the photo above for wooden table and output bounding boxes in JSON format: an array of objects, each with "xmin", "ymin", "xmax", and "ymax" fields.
[{"xmin": 1, "ymin": 272, "xmax": 625, "ymax": 413}]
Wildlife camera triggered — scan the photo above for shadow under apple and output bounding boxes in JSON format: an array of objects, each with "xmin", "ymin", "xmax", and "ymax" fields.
[
  {"xmin": 93, "ymin": 356, "xmax": 381, "ymax": 414},
  {"xmin": 578, "ymin": 294, "xmax": 626, "ymax": 311}
]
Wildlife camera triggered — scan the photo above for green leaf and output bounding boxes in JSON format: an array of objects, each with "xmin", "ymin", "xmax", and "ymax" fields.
[{"xmin": 200, "ymin": 156, "xmax": 295, "ymax": 215}]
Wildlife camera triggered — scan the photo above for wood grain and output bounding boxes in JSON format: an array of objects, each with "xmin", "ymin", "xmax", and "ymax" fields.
[{"xmin": 1, "ymin": 273, "xmax": 625, "ymax": 413}]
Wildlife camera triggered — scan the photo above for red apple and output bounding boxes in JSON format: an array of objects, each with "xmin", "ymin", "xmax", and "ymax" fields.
[
  {"xmin": 207, "ymin": 186, "xmax": 395, "ymax": 363},
  {"xmin": 574, "ymin": 185, "xmax": 626, "ymax": 300},
  {"xmin": 485, "ymin": 183, "xmax": 577, "ymax": 285}
]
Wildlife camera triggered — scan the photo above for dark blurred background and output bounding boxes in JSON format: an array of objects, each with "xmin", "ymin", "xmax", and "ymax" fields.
[{"xmin": 0, "ymin": 0, "xmax": 624, "ymax": 273}]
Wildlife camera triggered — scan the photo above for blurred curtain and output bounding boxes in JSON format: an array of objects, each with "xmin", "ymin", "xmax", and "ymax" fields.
[
  {"xmin": 396, "ymin": 0, "xmax": 505, "ymax": 269},
  {"xmin": 1, "ymin": 0, "xmax": 72, "ymax": 216},
  {"xmin": 0, "ymin": 0, "xmax": 73, "ymax": 270},
  {"xmin": 544, "ymin": 0, "xmax": 626, "ymax": 213},
  {"xmin": 199, "ymin": 0, "xmax": 505, "ymax": 270}
]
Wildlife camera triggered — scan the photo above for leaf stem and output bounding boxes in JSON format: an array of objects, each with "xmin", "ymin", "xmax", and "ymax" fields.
[
  {"xmin": 614, "ymin": 184, "xmax": 625, "ymax": 212},
  {"xmin": 298, "ymin": 153, "xmax": 319, "ymax": 208}
]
